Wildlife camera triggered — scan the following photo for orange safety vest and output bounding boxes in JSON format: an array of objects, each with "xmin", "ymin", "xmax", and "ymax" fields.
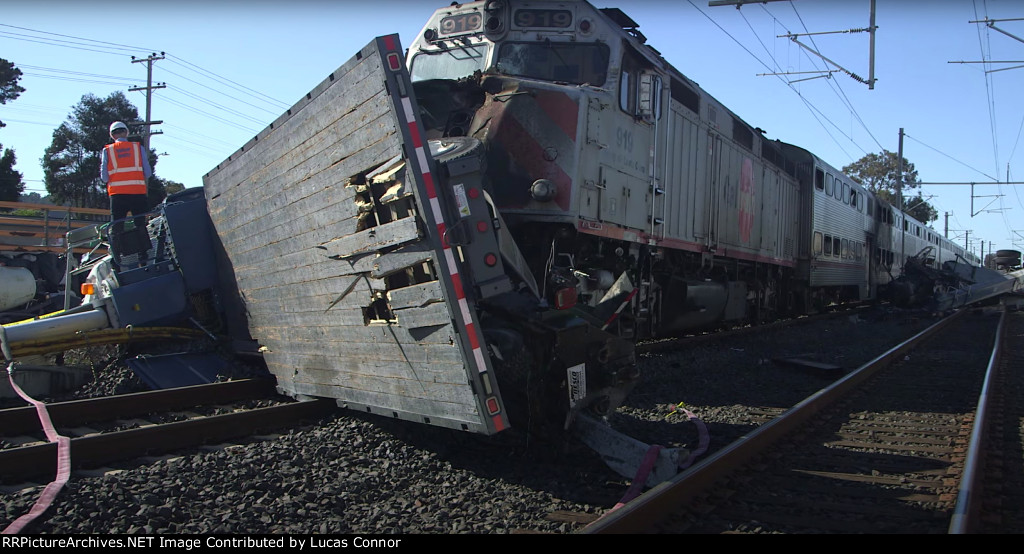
[{"xmin": 105, "ymin": 141, "xmax": 148, "ymax": 196}]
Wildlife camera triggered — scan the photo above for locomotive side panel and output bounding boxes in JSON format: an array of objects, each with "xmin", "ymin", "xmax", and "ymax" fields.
[{"xmin": 661, "ymin": 106, "xmax": 703, "ymax": 247}]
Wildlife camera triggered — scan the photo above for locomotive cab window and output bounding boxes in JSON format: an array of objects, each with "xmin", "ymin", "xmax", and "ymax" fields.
[
  {"xmin": 619, "ymin": 48, "xmax": 661, "ymax": 121},
  {"xmin": 411, "ymin": 43, "xmax": 489, "ymax": 82},
  {"xmin": 496, "ymin": 41, "xmax": 610, "ymax": 86}
]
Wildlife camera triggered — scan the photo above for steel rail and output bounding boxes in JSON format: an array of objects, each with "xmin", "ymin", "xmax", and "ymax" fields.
[
  {"xmin": 0, "ymin": 379, "xmax": 277, "ymax": 435},
  {"xmin": 0, "ymin": 395, "xmax": 336, "ymax": 483},
  {"xmin": 584, "ymin": 308, "xmax": 965, "ymax": 534},
  {"xmin": 637, "ymin": 306, "xmax": 867, "ymax": 354},
  {"xmin": 949, "ymin": 307, "xmax": 1007, "ymax": 534}
]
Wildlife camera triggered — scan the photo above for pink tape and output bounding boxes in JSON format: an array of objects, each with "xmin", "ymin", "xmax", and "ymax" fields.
[
  {"xmin": 611, "ymin": 444, "xmax": 663, "ymax": 510},
  {"xmin": 2, "ymin": 364, "xmax": 72, "ymax": 535}
]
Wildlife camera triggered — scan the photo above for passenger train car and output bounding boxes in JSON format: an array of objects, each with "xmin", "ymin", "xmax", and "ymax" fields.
[{"xmin": 406, "ymin": 0, "xmax": 976, "ymax": 338}]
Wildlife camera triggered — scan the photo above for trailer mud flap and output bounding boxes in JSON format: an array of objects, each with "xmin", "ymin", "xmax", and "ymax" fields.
[{"xmin": 203, "ymin": 35, "xmax": 510, "ymax": 434}]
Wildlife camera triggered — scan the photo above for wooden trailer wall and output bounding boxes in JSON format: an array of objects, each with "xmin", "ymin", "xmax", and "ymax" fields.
[{"xmin": 203, "ymin": 36, "xmax": 508, "ymax": 434}]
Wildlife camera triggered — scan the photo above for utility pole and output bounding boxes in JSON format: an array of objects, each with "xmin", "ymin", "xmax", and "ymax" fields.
[
  {"xmin": 944, "ymin": 212, "xmax": 949, "ymax": 238},
  {"xmin": 897, "ymin": 128, "xmax": 905, "ymax": 263},
  {"xmin": 129, "ymin": 52, "xmax": 166, "ymax": 151}
]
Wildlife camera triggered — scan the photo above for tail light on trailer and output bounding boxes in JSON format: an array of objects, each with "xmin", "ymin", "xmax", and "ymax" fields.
[{"xmin": 555, "ymin": 287, "xmax": 577, "ymax": 310}]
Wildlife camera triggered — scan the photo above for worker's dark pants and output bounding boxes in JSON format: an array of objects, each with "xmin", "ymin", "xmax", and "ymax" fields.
[{"xmin": 109, "ymin": 193, "xmax": 151, "ymax": 266}]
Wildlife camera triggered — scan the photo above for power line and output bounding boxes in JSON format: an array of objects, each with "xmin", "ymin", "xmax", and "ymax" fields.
[
  {"xmin": 158, "ymin": 96, "xmax": 261, "ymax": 134},
  {"xmin": 158, "ymin": 66, "xmax": 283, "ymax": 117},
  {"xmin": 904, "ymin": 134, "xmax": 998, "ymax": 181},
  {"xmin": 0, "ymin": 23, "xmax": 286, "ymax": 119},
  {"xmin": 164, "ymin": 56, "xmax": 288, "ymax": 110},
  {"xmin": 687, "ymin": 0, "xmax": 858, "ymax": 161},
  {"xmin": 163, "ymin": 86, "xmax": 266, "ymax": 126},
  {"xmin": 0, "ymin": 23, "xmax": 158, "ymax": 53},
  {"xmin": 973, "ymin": 0, "xmax": 1001, "ymax": 175}
]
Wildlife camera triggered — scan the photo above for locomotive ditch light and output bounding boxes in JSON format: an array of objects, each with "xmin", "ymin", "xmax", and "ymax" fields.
[{"xmin": 530, "ymin": 179, "xmax": 557, "ymax": 202}]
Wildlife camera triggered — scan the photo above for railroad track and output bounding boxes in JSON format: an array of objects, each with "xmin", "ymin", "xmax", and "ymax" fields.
[
  {"xmin": 636, "ymin": 304, "xmax": 873, "ymax": 355},
  {"xmin": 976, "ymin": 309, "xmax": 1024, "ymax": 533},
  {"xmin": 0, "ymin": 379, "xmax": 336, "ymax": 486},
  {"xmin": 586, "ymin": 305, "xmax": 1016, "ymax": 534},
  {"xmin": 1, "ymin": 306, "xmax": 1014, "ymax": 534}
]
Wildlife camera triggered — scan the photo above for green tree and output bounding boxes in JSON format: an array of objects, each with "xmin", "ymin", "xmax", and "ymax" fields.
[
  {"xmin": 42, "ymin": 92, "xmax": 162, "ymax": 208},
  {"xmin": 0, "ymin": 143, "xmax": 24, "ymax": 201},
  {"xmin": 19, "ymin": 191, "xmax": 49, "ymax": 204},
  {"xmin": 155, "ymin": 176, "xmax": 185, "ymax": 199},
  {"xmin": 842, "ymin": 150, "xmax": 937, "ymax": 223},
  {"xmin": 0, "ymin": 58, "xmax": 25, "ymax": 128}
]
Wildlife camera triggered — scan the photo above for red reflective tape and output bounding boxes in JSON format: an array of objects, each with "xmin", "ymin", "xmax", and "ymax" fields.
[
  {"xmin": 450, "ymin": 272, "xmax": 466, "ymax": 300},
  {"xmin": 436, "ymin": 223, "xmax": 448, "ymax": 248},
  {"xmin": 408, "ymin": 121, "xmax": 423, "ymax": 149},
  {"xmin": 602, "ymin": 289, "xmax": 639, "ymax": 329},
  {"xmin": 465, "ymin": 322, "xmax": 481, "ymax": 349},
  {"xmin": 422, "ymin": 172, "xmax": 437, "ymax": 198},
  {"xmin": 492, "ymin": 414, "xmax": 507, "ymax": 432}
]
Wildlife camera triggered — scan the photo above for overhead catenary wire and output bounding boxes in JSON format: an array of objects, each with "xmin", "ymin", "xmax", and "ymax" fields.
[
  {"xmin": 783, "ymin": 1, "xmax": 885, "ymax": 153},
  {"xmin": 686, "ymin": 0, "xmax": 860, "ymax": 161}
]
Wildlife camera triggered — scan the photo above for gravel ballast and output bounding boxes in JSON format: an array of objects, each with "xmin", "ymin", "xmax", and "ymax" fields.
[{"xmin": 1, "ymin": 306, "xmax": 941, "ymax": 534}]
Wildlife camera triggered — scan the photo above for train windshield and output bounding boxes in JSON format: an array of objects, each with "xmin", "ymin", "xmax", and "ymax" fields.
[
  {"xmin": 495, "ymin": 41, "xmax": 609, "ymax": 86},
  {"xmin": 410, "ymin": 43, "xmax": 489, "ymax": 82}
]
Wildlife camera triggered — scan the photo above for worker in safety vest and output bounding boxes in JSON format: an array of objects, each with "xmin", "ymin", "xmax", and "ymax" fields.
[{"xmin": 100, "ymin": 121, "xmax": 153, "ymax": 267}]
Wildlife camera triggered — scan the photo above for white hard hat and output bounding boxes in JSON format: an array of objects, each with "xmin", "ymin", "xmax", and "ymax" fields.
[{"xmin": 109, "ymin": 121, "xmax": 129, "ymax": 135}]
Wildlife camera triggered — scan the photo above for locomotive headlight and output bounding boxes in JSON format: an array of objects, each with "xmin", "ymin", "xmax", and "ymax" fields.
[{"xmin": 530, "ymin": 179, "xmax": 557, "ymax": 202}]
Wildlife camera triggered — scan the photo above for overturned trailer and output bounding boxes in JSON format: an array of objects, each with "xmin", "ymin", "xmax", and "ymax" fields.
[
  {"xmin": 890, "ymin": 246, "xmax": 1024, "ymax": 311},
  {"xmin": 202, "ymin": 35, "xmax": 641, "ymax": 444}
]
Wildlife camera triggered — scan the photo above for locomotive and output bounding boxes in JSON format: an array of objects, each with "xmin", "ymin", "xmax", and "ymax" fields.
[{"xmin": 407, "ymin": 0, "xmax": 979, "ymax": 341}]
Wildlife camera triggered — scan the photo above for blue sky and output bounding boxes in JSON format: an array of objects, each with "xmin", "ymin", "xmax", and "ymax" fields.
[{"xmin": 2, "ymin": 0, "xmax": 1023, "ymax": 257}]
